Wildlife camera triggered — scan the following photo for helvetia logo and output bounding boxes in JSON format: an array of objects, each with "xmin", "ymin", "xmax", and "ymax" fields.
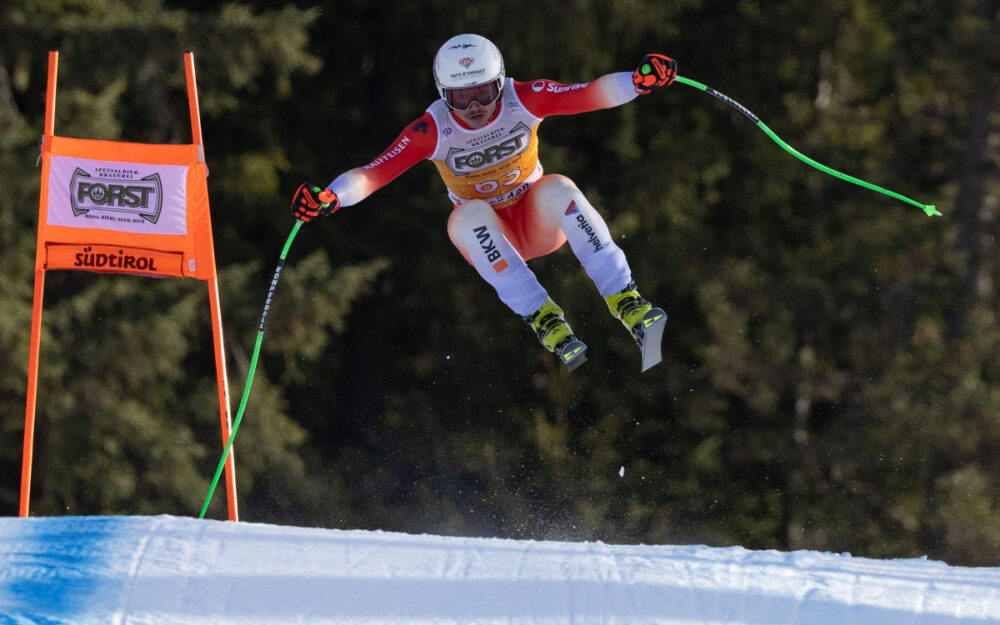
[
  {"xmin": 73, "ymin": 246, "xmax": 159, "ymax": 272},
  {"xmin": 70, "ymin": 167, "xmax": 163, "ymax": 223},
  {"xmin": 575, "ymin": 213, "xmax": 604, "ymax": 253}
]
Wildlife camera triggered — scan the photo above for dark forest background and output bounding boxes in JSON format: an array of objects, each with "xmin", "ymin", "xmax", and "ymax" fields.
[{"xmin": 1, "ymin": 0, "xmax": 998, "ymax": 566}]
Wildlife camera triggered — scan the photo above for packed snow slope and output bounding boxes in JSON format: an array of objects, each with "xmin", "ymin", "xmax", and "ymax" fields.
[{"xmin": 1, "ymin": 515, "xmax": 998, "ymax": 624}]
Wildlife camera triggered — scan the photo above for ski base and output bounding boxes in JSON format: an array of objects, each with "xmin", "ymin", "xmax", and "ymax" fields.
[
  {"xmin": 557, "ymin": 339, "xmax": 588, "ymax": 372},
  {"xmin": 637, "ymin": 308, "xmax": 668, "ymax": 372}
]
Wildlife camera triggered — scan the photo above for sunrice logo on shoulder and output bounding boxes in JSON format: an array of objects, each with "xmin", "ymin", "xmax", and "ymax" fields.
[
  {"xmin": 71, "ymin": 167, "xmax": 163, "ymax": 222},
  {"xmin": 531, "ymin": 81, "xmax": 589, "ymax": 94},
  {"xmin": 445, "ymin": 122, "xmax": 532, "ymax": 174}
]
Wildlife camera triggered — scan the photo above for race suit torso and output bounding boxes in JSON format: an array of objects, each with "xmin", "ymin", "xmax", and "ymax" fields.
[
  {"xmin": 425, "ymin": 80, "xmax": 542, "ymax": 209},
  {"xmin": 327, "ymin": 72, "xmax": 638, "ymax": 210}
]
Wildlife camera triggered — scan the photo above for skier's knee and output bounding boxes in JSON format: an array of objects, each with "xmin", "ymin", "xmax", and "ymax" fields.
[
  {"xmin": 530, "ymin": 174, "xmax": 582, "ymax": 224},
  {"xmin": 533, "ymin": 174, "xmax": 578, "ymax": 203},
  {"xmin": 447, "ymin": 200, "xmax": 495, "ymax": 245}
]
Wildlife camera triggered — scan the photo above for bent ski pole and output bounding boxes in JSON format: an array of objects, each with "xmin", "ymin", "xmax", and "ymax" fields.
[
  {"xmin": 674, "ymin": 75, "xmax": 939, "ymax": 217},
  {"xmin": 200, "ymin": 220, "xmax": 304, "ymax": 519}
]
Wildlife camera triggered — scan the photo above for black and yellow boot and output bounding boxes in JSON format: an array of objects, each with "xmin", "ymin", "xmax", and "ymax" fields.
[
  {"xmin": 604, "ymin": 281, "xmax": 667, "ymax": 371},
  {"xmin": 523, "ymin": 298, "xmax": 588, "ymax": 371}
]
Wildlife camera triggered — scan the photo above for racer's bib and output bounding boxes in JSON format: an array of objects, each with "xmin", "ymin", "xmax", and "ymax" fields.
[{"xmin": 427, "ymin": 79, "xmax": 543, "ymax": 210}]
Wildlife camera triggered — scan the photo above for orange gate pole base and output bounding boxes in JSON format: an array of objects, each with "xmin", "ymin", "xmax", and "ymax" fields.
[
  {"xmin": 208, "ymin": 278, "xmax": 239, "ymax": 522},
  {"xmin": 20, "ymin": 269, "xmax": 46, "ymax": 517}
]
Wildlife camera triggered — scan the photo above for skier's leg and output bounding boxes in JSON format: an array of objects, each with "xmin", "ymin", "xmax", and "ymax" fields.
[
  {"xmin": 447, "ymin": 199, "xmax": 548, "ymax": 317},
  {"xmin": 522, "ymin": 174, "xmax": 631, "ymax": 296},
  {"xmin": 523, "ymin": 175, "xmax": 667, "ymax": 370},
  {"xmin": 448, "ymin": 199, "xmax": 586, "ymax": 368}
]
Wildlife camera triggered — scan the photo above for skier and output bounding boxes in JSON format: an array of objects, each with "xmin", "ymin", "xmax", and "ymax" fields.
[{"xmin": 292, "ymin": 34, "xmax": 677, "ymax": 371}]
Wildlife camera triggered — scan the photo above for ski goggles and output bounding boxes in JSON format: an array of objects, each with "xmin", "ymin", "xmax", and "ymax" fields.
[{"xmin": 442, "ymin": 79, "xmax": 502, "ymax": 111}]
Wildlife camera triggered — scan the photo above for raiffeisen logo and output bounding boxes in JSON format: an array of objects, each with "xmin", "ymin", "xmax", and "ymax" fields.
[
  {"xmin": 446, "ymin": 122, "xmax": 532, "ymax": 174},
  {"xmin": 70, "ymin": 167, "xmax": 163, "ymax": 223}
]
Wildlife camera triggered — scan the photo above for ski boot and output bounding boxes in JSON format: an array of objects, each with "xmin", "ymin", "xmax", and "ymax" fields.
[
  {"xmin": 605, "ymin": 281, "xmax": 667, "ymax": 372},
  {"xmin": 523, "ymin": 298, "xmax": 588, "ymax": 372}
]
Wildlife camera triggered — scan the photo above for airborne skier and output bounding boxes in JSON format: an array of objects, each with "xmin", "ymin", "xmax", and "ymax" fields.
[{"xmin": 292, "ymin": 34, "xmax": 677, "ymax": 371}]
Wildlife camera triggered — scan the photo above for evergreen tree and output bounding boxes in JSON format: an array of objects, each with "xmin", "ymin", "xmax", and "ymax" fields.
[{"xmin": 1, "ymin": 0, "xmax": 996, "ymax": 566}]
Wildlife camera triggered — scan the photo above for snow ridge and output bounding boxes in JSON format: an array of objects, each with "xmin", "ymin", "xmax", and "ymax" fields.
[{"xmin": 1, "ymin": 515, "xmax": 998, "ymax": 624}]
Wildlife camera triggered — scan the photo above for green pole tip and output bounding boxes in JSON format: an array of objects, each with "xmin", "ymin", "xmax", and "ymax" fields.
[{"xmin": 924, "ymin": 204, "xmax": 941, "ymax": 217}]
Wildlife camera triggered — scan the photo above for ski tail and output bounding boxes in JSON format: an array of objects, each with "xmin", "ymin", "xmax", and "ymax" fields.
[
  {"xmin": 638, "ymin": 308, "xmax": 667, "ymax": 372},
  {"xmin": 558, "ymin": 339, "xmax": 588, "ymax": 372}
]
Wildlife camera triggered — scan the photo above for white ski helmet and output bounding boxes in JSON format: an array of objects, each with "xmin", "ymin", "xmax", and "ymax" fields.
[{"xmin": 433, "ymin": 34, "xmax": 505, "ymax": 110}]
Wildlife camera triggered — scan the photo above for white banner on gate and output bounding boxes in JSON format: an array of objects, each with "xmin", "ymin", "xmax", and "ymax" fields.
[{"xmin": 47, "ymin": 155, "xmax": 189, "ymax": 235}]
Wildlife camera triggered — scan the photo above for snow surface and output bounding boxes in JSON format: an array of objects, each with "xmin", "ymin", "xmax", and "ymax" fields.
[{"xmin": 1, "ymin": 515, "xmax": 998, "ymax": 624}]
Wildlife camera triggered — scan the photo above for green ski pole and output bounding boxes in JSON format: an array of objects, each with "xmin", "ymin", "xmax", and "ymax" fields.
[
  {"xmin": 673, "ymin": 75, "xmax": 939, "ymax": 217},
  {"xmin": 199, "ymin": 220, "xmax": 304, "ymax": 519}
]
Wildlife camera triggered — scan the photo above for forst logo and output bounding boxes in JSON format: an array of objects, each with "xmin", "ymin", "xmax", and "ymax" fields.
[
  {"xmin": 70, "ymin": 167, "xmax": 163, "ymax": 223},
  {"xmin": 446, "ymin": 122, "xmax": 532, "ymax": 174}
]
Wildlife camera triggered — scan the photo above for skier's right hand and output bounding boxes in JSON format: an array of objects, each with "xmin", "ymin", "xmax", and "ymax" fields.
[{"xmin": 292, "ymin": 182, "xmax": 340, "ymax": 222}]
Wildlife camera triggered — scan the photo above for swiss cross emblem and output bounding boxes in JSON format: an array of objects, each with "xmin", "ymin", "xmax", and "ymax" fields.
[{"xmin": 459, "ymin": 57, "xmax": 474, "ymax": 68}]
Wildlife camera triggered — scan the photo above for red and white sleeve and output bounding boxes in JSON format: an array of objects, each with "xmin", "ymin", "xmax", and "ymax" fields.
[
  {"xmin": 327, "ymin": 113, "xmax": 438, "ymax": 207},
  {"xmin": 514, "ymin": 72, "xmax": 638, "ymax": 118}
]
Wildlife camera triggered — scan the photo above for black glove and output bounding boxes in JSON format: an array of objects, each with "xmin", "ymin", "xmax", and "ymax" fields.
[
  {"xmin": 632, "ymin": 53, "xmax": 678, "ymax": 94},
  {"xmin": 292, "ymin": 182, "xmax": 340, "ymax": 222}
]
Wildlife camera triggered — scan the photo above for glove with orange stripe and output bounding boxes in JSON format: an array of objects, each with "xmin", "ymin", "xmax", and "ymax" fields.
[
  {"xmin": 292, "ymin": 182, "xmax": 340, "ymax": 222},
  {"xmin": 632, "ymin": 54, "xmax": 678, "ymax": 94}
]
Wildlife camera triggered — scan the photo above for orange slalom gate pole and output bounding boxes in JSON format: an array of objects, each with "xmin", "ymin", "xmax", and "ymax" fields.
[
  {"xmin": 184, "ymin": 52, "xmax": 204, "ymax": 147},
  {"xmin": 208, "ymin": 278, "xmax": 238, "ymax": 521},
  {"xmin": 44, "ymin": 50, "xmax": 57, "ymax": 135},
  {"xmin": 20, "ymin": 271, "xmax": 46, "ymax": 517},
  {"xmin": 21, "ymin": 51, "xmax": 59, "ymax": 517},
  {"xmin": 24, "ymin": 51, "xmax": 238, "ymax": 520},
  {"xmin": 186, "ymin": 51, "xmax": 238, "ymax": 521}
]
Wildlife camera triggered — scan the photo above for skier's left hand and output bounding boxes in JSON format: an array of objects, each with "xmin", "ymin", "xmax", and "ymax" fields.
[
  {"xmin": 292, "ymin": 182, "xmax": 340, "ymax": 222},
  {"xmin": 633, "ymin": 54, "xmax": 678, "ymax": 94}
]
